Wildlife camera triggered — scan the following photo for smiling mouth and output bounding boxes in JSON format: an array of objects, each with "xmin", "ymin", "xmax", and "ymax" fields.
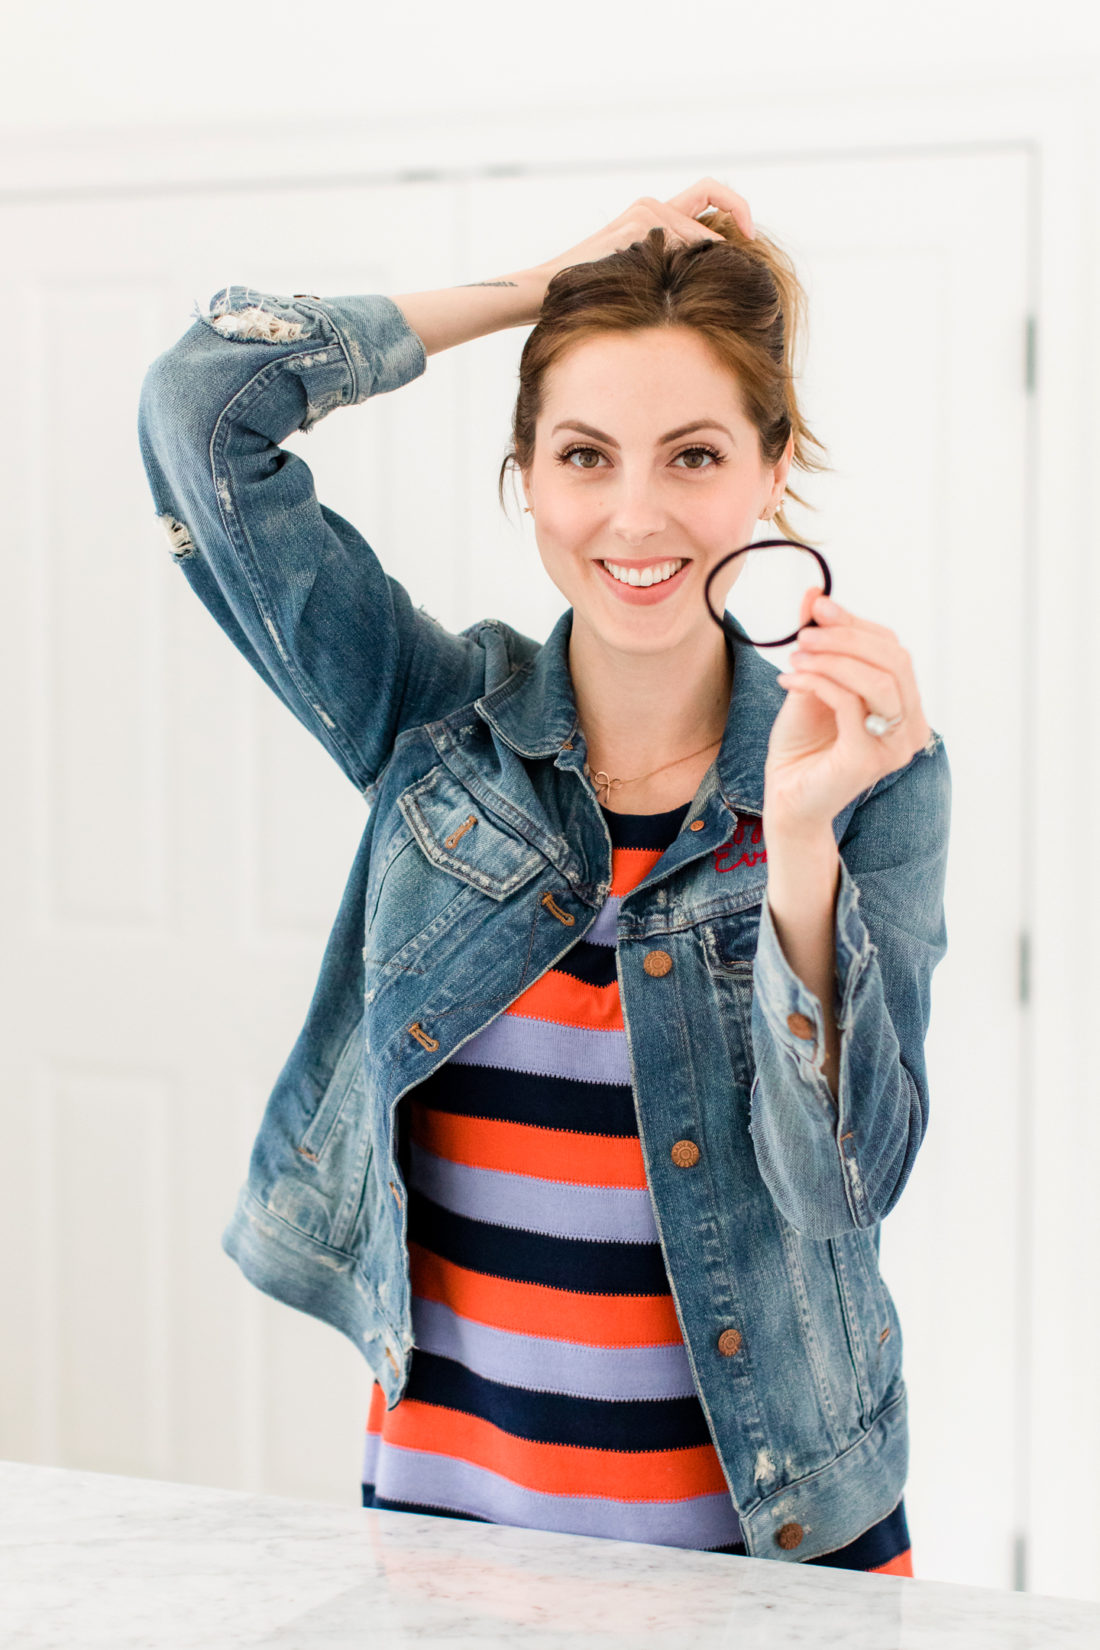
[{"xmin": 597, "ymin": 557, "xmax": 691, "ymax": 588}]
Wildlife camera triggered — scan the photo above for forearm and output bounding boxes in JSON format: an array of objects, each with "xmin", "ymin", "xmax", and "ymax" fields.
[
  {"xmin": 389, "ymin": 265, "xmax": 550, "ymax": 357},
  {"xmin": 761, "ymin": 818, "xmax": 842, "ymax": 1100}
]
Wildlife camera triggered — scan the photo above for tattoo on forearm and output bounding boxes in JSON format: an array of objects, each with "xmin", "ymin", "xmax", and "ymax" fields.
[{"xmin": 455, "ymin": 280, "xmax": 519, "ymax": 288}]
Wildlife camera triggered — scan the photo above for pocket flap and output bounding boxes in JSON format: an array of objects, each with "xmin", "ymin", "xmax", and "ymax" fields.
[{"xmin": 397, "ymin": 765, "xmax": 545, "ymax": 901}]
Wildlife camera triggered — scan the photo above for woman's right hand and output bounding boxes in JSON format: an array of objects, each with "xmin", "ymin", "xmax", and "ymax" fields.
[
  {"xmin": 390, "ymin": 179, "xmax": 756, "ymax": 357},
  {"xmin": 533, "ymin": 176, "xmax": 756, "ymax": 289}
]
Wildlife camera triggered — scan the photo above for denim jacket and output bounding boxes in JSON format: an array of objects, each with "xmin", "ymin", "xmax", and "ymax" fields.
[{"xmin": 137, "ymin": 286, "xmax": 951, "ymax": 1563}]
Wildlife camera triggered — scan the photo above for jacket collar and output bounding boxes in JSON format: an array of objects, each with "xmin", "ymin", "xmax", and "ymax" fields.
[{"xmin": 475, "ymin": 607, "xmax": 785, "ymax": 818}]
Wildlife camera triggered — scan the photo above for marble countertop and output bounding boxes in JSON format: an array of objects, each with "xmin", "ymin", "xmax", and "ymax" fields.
[{"xmin": 2, "ymin": 1460, "xmax": 1098, "ymax": 1648}]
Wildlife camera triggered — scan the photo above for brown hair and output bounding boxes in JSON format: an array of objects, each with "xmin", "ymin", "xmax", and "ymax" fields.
[{"xmin": 498, "ymin": 209, "xmax": 829, "ymax": 547}]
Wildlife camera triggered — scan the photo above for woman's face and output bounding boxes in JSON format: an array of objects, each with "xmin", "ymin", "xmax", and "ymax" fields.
[{"xmin": 522, "ymin": 326, "xmax": 792, "ymax": 654}]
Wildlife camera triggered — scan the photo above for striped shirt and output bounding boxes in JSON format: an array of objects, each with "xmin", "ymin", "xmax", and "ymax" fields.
[{"xmin": 362, "ymin": 798, "xmax": 913, "ymax": 1574}]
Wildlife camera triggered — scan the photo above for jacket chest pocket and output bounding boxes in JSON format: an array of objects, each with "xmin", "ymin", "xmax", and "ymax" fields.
[
  {"xmin": 698, "ymin": 887, "xmax": 768, "ymax": 1085},
  {"xmin": 699, "ymin": 890, "xmax": 767, "ymax": 972},
  {"xmin": 398, "ymin": 765, "xmax": 547, "ymax": 898},
  {"xmin": 364, "ymin": 765, "xmax": 546, "ymax": 975}
]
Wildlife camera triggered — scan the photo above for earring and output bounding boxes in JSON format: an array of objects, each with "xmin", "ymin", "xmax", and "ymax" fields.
[{"xmin": 524, "ymin": 507, "xmax": 532, "ymax": 514}]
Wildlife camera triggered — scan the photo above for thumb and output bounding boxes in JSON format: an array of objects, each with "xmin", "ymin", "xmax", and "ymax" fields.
[{"xmin": 799, "ymin": 583, "xmax": 821, "ymax": 631}]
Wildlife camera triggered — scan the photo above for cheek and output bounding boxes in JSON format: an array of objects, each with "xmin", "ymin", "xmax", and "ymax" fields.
[
  {"xmin": 699, "ymin": 470, "xmax": 761, "ymax": 530},
  {"xmin": 686, "ymin": 496, "xmax": 740, "ymax": 554},
  {"xmin": 536, "ymin": 490, "xmax": 597, "ymax": 551}
]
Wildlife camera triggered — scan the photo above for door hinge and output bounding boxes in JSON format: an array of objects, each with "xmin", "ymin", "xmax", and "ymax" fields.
[
  {"xmin": 1011, "ymin": 1529, "xmax": 1028, "ymax": 1591},
  {"xmin": 1018, "ymin": 930, "xmax": 1031, "ymax": 1005},
  {"xmin": 1024, "ymin": 315, "xmax": 1037, "ymax": 394}
]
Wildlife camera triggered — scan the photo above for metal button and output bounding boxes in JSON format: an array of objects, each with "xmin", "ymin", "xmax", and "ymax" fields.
[
  {"xmin": 776, "ymin": 1522, "xmax": 804, "ymax": 1550},
  {"xmin": 689, "ymin": 819, "xmax": 705, "ymax": 831},
  {"xmin": 560, "ymin": 741, "xmax": 574, "ymax": 750},
  {"xmin": 644, "ymin": 949, "xmax": 673, "ymax": 977},
  {"xmin": 670, "ymin": 1140, "xmax": 700, "ymax": 1169},
  {"xmin": 787, "ymin": 1012, "xmax": 815, "ymax": 1040},
  {"xmin": 717, "ymin": 1328, "xmax": 743, "ymax": 1357}
]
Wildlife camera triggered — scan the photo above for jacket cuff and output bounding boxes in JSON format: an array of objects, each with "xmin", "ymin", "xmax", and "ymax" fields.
[
  {"xmin": 754, "ymin": 851, "xmax": 872, "ymax": 1082},
  {"xmin": 197, "ymin": 287, "xmax": 428, "ymax": 426},
  {"xmin": 315, "ymin": 292, "xmax": 428, "ymax": 400}
]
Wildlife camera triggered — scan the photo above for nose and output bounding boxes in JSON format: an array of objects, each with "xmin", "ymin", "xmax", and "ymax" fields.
[{"xmin": 607, "ymin": 472, "xmax": 667, "ymax": 544}]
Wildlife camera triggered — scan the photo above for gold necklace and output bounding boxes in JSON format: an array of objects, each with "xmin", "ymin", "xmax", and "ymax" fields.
[{"xmin": 583, "ymin": 735, "xmax": 724, "ymax": 807}]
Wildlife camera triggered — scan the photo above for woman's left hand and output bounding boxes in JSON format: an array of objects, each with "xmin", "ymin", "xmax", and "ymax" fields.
[{"xmin": 763, "ymin": 585, "xmax": 935, "ymax": 835}]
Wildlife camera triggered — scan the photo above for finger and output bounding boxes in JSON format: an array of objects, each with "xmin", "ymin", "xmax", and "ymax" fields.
[
  {"xmin": 795, "ymin": 623, "xmax": 903, "ymax": 668},
  {"xmin": 798, "ymin": 583, "xmax": 822, "ymax": 630},
  {"xmin": 776, "ymin": 670, "xmax": 892, "ymax": 757},
  {"xmin": 627, "ymin": 198, "xmax": 717, "ymax": 252},
  {"xmin": 652, "ymin": 199, "xmax": 726, "ymax": 246},
  {"xmin": 793, "ymin": 624, "xmax": 918, "ymax": 712},
  {"xmin": 666, "ymin": 178, "xmax": 756, "ymax": 240},
  {"xmin": 805, "ymin": 591, "xmax": 896, "ymax": 639},
  {"xmin": 786, "ymin": 651, "xmax": 906, "ymax": 722}
]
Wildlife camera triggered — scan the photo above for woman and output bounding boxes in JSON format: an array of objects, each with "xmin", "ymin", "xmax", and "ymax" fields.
[{"xmin": 138, "ymin": 178, "xmax": 950, "ymax": 1576}]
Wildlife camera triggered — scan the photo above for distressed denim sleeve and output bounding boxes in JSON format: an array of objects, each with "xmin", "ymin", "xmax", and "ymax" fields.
[
  {"xmin": 136, "ymin": 287, "xmax": 490, "ymax": 794},
  {"xmin": 748, "ymin": 734, "xmax": 952, "ymax": 1238}
]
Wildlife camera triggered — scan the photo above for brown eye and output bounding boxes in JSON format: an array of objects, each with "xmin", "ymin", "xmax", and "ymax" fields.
[
  {"xmin": 556, "ymin": 445, "xmax": 604, "ymax": 469},
  {"xmin": 674, "ymin": 445, "xmax": 724, "ymax": 470}
]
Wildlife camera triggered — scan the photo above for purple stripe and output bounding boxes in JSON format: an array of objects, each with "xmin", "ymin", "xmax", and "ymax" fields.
[
  {"xmin": 361, "ymin": 1439, "xmax": 742, "ymax": 1549},
  {"xmin": 585, "ymin": 898, "xmax": 622, "ymax": 948},
  {"xmin": 409, "ymin": 1140, "xmax": 659, "ymax": 1243},
  {"xmin": 409, "ymin": 1297, "xmax": 698, "ymax": 1400},
  {"xmin": 449, "ymin": 1012, "xmax": 629, "ymax": 1085}
]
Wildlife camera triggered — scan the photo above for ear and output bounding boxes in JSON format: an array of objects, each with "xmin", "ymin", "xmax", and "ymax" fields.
[
  {"xmin": 776, "ymin": 430, "xmax": 794, "ymax": 495},
  {"xmin": 765, "ymin": 431, "xmax": 794, "ymax": 519}
]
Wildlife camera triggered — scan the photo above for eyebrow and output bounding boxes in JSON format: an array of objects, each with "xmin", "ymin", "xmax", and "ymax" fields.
[{"xmin": 550, "ymin": 419, "xmax": 735, "ymax": 448}]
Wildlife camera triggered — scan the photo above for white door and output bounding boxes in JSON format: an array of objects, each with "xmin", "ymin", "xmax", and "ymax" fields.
[
  {"xmin": 0, "ymin": 151, "xmax": 1029, "ymax": 1590},
  {"xmin": 466, "ymin": 153, "xmax": 1031, "ymax": 1590}
]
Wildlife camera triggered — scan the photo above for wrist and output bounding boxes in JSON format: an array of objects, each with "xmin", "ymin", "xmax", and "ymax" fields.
[
  {"xmin": 763, "ymin": 814, "xmax": 839, "ymax": 904},
  {"xmin": 507, "ymin": 265, "xmax": 552, "ymax": 325},
  {"xmin": 762, "ymin": 808, "xmax": 837, "ymax": 854},
  {"xmin": 389, "ymin": 267, "xmax": 547, "ymax": 358},
  {"xmin": 763, "ymin": 823, "xmax": 841, "ymax": 938}
]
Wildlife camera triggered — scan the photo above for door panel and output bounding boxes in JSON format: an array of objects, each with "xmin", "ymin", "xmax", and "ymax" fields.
[{"xmin": 0, "ymin": 152, "xmax": 1029, "ymax": 1589}]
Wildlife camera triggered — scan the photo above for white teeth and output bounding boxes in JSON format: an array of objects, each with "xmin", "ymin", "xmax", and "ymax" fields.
[{"xmin": 601, "ymin": 558, "xmax": 684, "ymax": 587}]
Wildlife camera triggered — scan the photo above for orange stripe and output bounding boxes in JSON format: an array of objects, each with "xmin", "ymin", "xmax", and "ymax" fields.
[
  {"xmin": 376, "ymin": 1397, "xmax": 729, "ymax": 1500},
  {"xmin": 410, "ymin": 1102, "xmax": 647, "ymax": 1188},
  {"xmin": 367, "ymin": 1381, "xmax": 387, "ymax": 1434},
  {"xmin": 505, "ymin": 967, "xmax": 624, "ymax": 1032},
  {"xmin": 610, "ymin": 844, "xmax": 665, "ymax": 899},
  {"xmin": 870, "ymin": 1548, "xmax": 914, "ymax": 1577},
  {"xmin": 409, "ymin": 1243, "xmax": 684, "ymax": 1347}
]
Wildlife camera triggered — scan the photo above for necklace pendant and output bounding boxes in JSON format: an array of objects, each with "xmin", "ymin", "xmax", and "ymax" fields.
[{"xmin": 586, "ymin": 767, "xmax": 621, "ymax": 807}]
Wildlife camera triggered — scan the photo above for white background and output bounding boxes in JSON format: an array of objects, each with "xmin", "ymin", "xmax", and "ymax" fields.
[{"xmin": 0, "ymin": 0, "xmax": 1097, "ymax": 1608}]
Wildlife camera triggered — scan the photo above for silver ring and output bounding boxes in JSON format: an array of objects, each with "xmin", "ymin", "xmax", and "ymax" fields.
[{"xmin": 864, "ymin": 710, "xmax": 904, "ymax": 738}]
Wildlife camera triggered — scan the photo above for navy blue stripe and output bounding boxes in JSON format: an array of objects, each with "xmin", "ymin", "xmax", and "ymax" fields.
[
  {"xmin": 362, "ymin": 1482, "xmax": 906, "ymax": 1569},
  {"xmin": 544, "ymin": 937, "xmax": 619, "ymax": 989},
  {"xmin": 806, "ymin": 1499, "xmax": 910, "ymax": 1570},
  {"xmin": 413, "ymin": 1060, "xmax": 639, "ymax": 1137},
  {"xmin": 600, "ymin": 801, "xmax": 690, "ymax": 850},
  {"xmin": 713, "ymin": 1500, "xmax": 910, "ymax": 1568},
  {"xmin": 409, "ymin": 1189, "xmax": 672, "ymax": 1295},
  {"xmin": 404, "ymin": 1349, "xmax": 714, "ymax": 1451},
  {"xmin": 362, "ymin": 1485, "xmax": 489, "ymax": 1522}
]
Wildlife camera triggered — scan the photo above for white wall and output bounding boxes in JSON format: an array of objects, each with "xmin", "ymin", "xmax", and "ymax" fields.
[
  {"xmin": 1, "ymin": 0, "xmax": 1098, "ymax": 139},
  {"xmin": 2, "ymin": 0, "xmax": 1099, "ymax": 1609}
]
